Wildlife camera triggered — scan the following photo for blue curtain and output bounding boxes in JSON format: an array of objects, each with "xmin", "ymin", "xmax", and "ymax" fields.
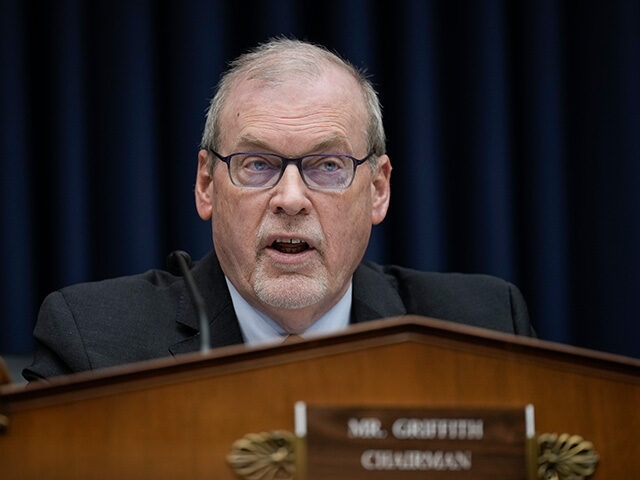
[{"xmin": 1, "ymin": 0, "xmax": 639, "ymax": 358}]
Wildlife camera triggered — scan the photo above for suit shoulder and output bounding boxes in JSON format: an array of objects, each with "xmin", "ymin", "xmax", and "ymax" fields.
[
  {"xmin": 384, "ymin": 264, "xmax": 510, "ymax": 292},
  {"xmin": 361, "ymin": 261, "xmax": 508, "ymax": 292},
  {"xmin": 56, "ymin": 268, "xmax": 179, "ymax": 303},
  {"xmin": 28, "ymin": 268, "xmax": 188, "ymax": 380},
  {"xmin": 361, "ymin": 262, "xmax": 531, "ymax": 335},
  {"xmin": 50, "ymin": 268, "xmax": 184, "ymax": 331},
  {"xmin": 59, "ymin": 268, "xmax": 179, "ymax": 293}
]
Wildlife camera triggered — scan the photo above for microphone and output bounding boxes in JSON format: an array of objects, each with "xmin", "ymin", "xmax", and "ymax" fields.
[{"xmin": 166, "ymin": 250, "xmax": 211, "ymax": 354}]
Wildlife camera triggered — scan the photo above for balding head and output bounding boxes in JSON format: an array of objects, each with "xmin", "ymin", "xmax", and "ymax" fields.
[{"xmin": 200, "ymin": 38, "xmax": 386, "ymax": 163}]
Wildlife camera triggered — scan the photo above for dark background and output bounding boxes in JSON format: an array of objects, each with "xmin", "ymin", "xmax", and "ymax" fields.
[{"xmin": 1, "ymin": 0, "xmax": 639, "ymax": 362}]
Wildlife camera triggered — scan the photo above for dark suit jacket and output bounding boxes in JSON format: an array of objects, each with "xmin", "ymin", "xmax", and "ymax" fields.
[{"xmin": 23, "ymin": 251, "xmax": 533, "ymax": 381}]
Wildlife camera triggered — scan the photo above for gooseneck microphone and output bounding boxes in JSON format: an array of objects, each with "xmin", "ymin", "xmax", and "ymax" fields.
[{"xmin": 167, "ymin": 250, "xmax": 211, "ymax": 354}]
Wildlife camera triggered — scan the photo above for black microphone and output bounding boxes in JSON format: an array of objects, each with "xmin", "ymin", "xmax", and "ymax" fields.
[{"xmin": 166, "ymin": 250, "xmax": 211, "ymax": 354}]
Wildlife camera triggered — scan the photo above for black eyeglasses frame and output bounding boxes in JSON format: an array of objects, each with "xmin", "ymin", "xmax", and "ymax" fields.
[{"xmin": 207, "ymin": 148, "xmax": 374, "ymax": 190}]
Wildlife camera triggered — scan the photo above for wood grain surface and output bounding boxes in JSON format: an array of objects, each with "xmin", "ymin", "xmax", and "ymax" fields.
[{"xmin": 0, "ymin": 316, "xmax": 638, "ymax": 479}]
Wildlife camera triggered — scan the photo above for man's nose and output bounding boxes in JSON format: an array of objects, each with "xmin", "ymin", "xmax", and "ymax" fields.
[{"xmin": 269, "ymin": 164, "xmax": 312, "ymax": 216}]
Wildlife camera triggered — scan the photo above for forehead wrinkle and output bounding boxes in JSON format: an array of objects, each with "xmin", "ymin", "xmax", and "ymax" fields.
[
  {"xmin": 233, "ymin": 111, "xmax": 358, "ymax": 155},
  {"xmin": 240, "ymin": 103, "xmax": 354, "ymax": 123},
  {"xmin": 223, "ymin": 74, "xmax": 367, "ymax": 155},
  {"xmin": 237, "ymin": 124, "xmax": 355, "ymax": 156},
  {"xmin": 232, "ymin": 78, "xmax": 363, "ymax": 124},
  {"xmin": 237, "ymin": 133, "xmax": 352, "ymax": 156}
]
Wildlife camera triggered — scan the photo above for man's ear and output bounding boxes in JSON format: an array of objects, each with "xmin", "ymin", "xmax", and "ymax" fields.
[
  {"xmin": 195, "ymin": 149, "xmax": 213, "ymax": 221},
  {"xmin": 371, "ymin": 155, "xmax": 392, "ymax": 225}
]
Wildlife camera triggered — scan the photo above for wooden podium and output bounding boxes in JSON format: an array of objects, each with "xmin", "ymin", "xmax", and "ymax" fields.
[{"xmin": 0, "ymin": 316, "xmax": 638, "ymax": 479}]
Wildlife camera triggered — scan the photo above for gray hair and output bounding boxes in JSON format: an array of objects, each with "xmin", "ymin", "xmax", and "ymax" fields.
[{"xmin": 200, "ymin": 38, "xmax": 386, "ymax": 167}]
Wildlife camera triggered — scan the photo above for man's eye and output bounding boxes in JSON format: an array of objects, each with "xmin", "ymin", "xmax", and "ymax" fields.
[
  {"xmin": 319, "ymin": 160, "xmax": 339, "ymax": 172},
  {"xmin": 247, "ymin": 160, "xmax": 269, "ymax": 171},
  {"xmin": 307, "ymin": 156, "xmax": 347, "ymax": 172},
  {"xmin": 241, "ymin": 156, "xmax": 279, "ymax": 171}
]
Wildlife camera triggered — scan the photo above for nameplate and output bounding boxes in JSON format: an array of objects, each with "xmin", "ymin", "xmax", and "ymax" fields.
[{"xmin": 297, "ymin": 405, "xmax": 532, "ymax": 480}]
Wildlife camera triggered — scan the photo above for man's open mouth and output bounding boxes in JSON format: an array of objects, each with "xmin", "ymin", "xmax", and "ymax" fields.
[{"xmin": 271, "ymin": 238, "xmax": 311, "ymax": 254}]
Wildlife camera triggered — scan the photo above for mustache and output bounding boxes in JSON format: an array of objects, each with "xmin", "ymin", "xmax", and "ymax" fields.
[{"xmin": 256, "ymin": 217, "xmax": 326, "ymax": 249}]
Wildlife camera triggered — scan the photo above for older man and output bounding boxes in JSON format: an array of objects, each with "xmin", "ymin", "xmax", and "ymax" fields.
[{"xmin": 24, "ymin": 39, "xmax": 532, "ymax": 381}]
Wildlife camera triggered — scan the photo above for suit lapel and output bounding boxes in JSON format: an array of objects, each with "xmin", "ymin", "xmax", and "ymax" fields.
[
  {"xmin": 169, "ymin": 254, "xmax": 407, "ymax": 355},
  {"xmin": 351, "ymin": 261, "xmax": 407, "ymax": 323},
  {"xmin": 169, "ymin": 251, "xmax": 244, "ymax": 356}
]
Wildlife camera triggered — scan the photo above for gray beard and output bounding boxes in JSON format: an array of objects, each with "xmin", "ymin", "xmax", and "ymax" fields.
[{"xmin": 253, "ymin": 262, "xmax": 329, "ymax": 309}]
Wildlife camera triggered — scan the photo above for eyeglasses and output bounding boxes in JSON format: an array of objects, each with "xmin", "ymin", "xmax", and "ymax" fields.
[{"xmin": 208, "ymin": 149, "xmax": 373, "ymax": 190}]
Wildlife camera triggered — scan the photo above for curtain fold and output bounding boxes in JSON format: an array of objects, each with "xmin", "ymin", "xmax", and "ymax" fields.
[{"xmin": 1, "ymin": 0, "xmax": 638, "ymax": 358}]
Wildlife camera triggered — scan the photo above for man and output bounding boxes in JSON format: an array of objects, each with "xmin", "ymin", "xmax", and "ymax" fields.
[{"xmin": 24, "ymin": 39, "xmax": 532, "ymax": 381}]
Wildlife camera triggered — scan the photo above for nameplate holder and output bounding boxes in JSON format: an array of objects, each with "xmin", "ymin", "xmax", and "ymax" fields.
[{"xmin": 297, "ymin": 404, "xmax": 533, "ymax": 480}]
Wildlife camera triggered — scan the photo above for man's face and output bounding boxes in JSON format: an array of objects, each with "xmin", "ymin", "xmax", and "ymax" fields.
[{"xmin": 195, "ymin": 66, "xmax": 391, "ymax": 332}]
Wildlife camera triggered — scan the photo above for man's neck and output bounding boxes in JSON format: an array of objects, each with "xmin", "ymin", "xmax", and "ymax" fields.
[
  {"xmin": 225, "ymin": 276, "xmax": 353, "ymax": 343},
  {"xmin": 229, "ymin": 279, "xmax": 352, "ymax": 334}
]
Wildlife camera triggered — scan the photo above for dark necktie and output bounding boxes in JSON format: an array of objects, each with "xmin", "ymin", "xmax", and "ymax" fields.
[{"xmin": 282, "ymin": 334, "xmax": 303, "ymax": 344}]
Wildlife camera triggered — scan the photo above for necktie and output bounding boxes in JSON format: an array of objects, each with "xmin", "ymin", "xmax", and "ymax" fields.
[{"xmin": 282, "ymin": 334, "xmax": 303, "ymax": 344}]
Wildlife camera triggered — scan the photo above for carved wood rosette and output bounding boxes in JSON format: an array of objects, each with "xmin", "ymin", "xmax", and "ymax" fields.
[
  {"xmin": 227, "ymin": 431, "xmax": 297, "ymax": 480},
  {"xmin": 536, "ymin": 433, "xmax": 599, "ymax": 480}
]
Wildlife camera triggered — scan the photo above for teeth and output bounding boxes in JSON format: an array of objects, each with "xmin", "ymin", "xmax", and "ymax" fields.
[{"xmin": 275, "ymin": 238, "xmax": 304, "ymax": 244}]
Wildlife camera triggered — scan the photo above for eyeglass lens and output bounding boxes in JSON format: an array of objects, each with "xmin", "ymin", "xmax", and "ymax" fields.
[{"xmin": 229, "ymin": 154, "xmax": 353, "ymax": 189}]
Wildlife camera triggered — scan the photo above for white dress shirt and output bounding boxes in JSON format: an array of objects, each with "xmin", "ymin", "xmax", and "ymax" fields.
[{"xmin": 224, "ymin": 276, "xmax": 352, "ymax": 345}]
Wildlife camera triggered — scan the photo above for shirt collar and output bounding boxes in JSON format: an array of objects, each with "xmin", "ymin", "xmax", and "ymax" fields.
[{"xmin": 224, "ymin": 276, "xmax": 352, "ymax": 345}]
